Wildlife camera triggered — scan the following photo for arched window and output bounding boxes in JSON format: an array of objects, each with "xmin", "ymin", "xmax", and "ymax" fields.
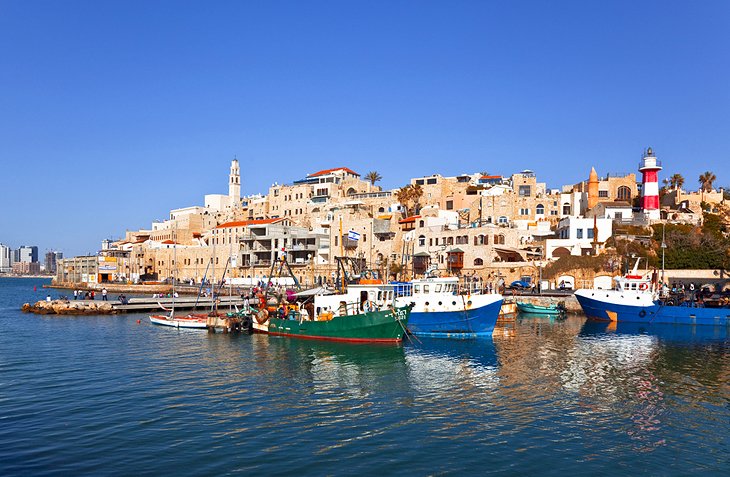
[
  {"xmin": 562, "ymin": 203, "xmax": 571, "ymax": 215},
  {"xmin": 617, "ymin": 186, "xmax": 631, "ymax": 201},
  {"xmin": 378, "ymin": 207, "xmax": 385, "ymax": 213},
  {"xmin": 419, "ymin": 220, "xmax": 424, "ymax": 227},
  {"xmin": 536, "ymin": 204, "xmax": 545, "ymax": 215},
  {"xmin": 498, "ymin": 216, "xmax": 508, "ymax": 224},
  {"xmin": 474, "ymin": 258, "xmax": 484, "ymax": 266},
  {"xmin": 418, "ymin": 235, "xmax": 426, "ymax": 246},
  {"xmin": 447, "ymin": 237, "xmax": 454, "ymax": 246},
  {"xmin": 346, "ymin": 187, "xmax": 357, "ymax": 196}
]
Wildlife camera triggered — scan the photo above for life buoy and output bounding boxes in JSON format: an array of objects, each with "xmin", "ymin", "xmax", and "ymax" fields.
[
  {"xmin": 255, "ymin": 308, "xmax": 269, "ymax": 324},
  {"xmin": 364, "ymin": 300, "xmax": 376, "ymax": 312},
  {"xmin": 639, "ymin": 283, "xmax": 648, "ymax": 291}
]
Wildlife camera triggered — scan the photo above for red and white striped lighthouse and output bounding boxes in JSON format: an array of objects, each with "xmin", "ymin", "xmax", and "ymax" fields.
[{"xmin": 639, "ymin": 147, "xmax": 662, "ymax": 220}]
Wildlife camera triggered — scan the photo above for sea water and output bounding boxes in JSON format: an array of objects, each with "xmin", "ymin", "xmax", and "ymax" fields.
[{"xmin": 1, "ymin": 278, "xmax": 728, "ymax": 475}]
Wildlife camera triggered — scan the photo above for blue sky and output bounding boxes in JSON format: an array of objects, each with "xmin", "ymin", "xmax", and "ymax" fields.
[{"xmin": 1, "ymin": 0, "xmax": 728, "ymax": 257}]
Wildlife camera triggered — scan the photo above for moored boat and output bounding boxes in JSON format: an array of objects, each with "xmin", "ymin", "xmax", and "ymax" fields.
[
  {"xmin": 394, "ymin": 276, "xmax": 503, "ymax": 338},
  {"xmin": 575, "ymin": 261, "xmax": 730, "ymax": 326},
  {"xmin": 259, "ymin": 280, "xmax": 411, "ymax": 343},
  {"xmin": 517, "ymin": 301, "xmax": 566, "ymax": 316},
  {"xmin": 149, "ymin": 313, "xmax": 208, "ymax": 329}
]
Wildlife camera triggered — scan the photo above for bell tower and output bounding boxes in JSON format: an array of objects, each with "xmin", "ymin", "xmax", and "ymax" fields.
[{"xmin": 229, "ymin": 158, "xmax": 241, "ymax": 206}]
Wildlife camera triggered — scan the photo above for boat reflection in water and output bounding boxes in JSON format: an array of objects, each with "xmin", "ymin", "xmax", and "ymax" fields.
[
  {"xmin": 580, "ymin": 320, "xmax": 730, "ymax": 342},
  {"xmin": 405, "ymin": 337, "xmax": 500, "ymax": 395}
]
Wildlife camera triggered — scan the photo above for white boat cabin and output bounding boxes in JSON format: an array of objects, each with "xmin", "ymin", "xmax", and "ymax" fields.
[{"xmin": 311, "ymin": 283, "xmax": 397, "ymax": 321}]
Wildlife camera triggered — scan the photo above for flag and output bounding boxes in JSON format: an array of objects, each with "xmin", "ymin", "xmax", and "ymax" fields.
[{"xmin": 347, "ymin": 230, "xmax": 360, "ymax": 241}]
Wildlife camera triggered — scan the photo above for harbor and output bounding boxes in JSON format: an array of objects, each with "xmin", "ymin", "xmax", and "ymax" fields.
[{"xmin": 3, "ymin": 277, "xmax": 729, "ymax": 475}]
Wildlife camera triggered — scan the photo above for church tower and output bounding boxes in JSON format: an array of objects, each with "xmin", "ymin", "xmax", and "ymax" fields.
[
  {"xmin": 587, "ymin": 167, "xmax": 599, "ymax": 210},
  {"xmin": 229, "ymin": 158, "xmax": 241, "ymax": 206}
]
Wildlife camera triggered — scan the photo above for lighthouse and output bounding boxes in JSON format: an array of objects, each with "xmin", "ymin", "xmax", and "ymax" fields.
[{"xmin": 639, "ymin": 147, "xmax": 662, "ymax": 220}]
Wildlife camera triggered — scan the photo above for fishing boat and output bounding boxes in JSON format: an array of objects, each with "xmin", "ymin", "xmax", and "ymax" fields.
[
  {"xmin": 149, "ymin": 313, "xmax": 208, "ymax": 329},
  {"xmin": 517, "ymin": 301, "xmax": 566, "ymax": 316},
  {"xmin": 574, "ymin": 259, "xmax": 730, "ymax": 326},
  {"xmin": 393, "ymin": 276, "xmax": 503, "ymax": 338},
  {"xmin": 260, "ymin": 281, "xmax": 411, "ymax": 343}
]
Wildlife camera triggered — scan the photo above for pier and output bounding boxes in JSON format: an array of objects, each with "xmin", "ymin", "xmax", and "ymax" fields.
[{"xmin": 22, "ymin": 296, "xmax": 249, "ymax": 315}]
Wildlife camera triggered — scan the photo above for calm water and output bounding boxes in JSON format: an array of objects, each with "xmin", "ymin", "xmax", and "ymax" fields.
[{"xmin": 1, "ymin": 278, "xmax": 728, "ymax": 476}]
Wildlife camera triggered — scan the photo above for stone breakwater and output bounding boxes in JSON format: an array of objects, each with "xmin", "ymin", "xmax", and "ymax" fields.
[{"xmin": 22, "ymin": 300, "xmax": 115, "ymax": 315}]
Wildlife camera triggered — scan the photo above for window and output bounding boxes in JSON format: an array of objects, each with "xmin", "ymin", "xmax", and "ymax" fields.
[
  {"xmin": 518, "ymin": 185, "xmax": 531, "ymax": 197},
  {"xmin": 599, "ymin": 190, "xmax": 609, "ymax": 198},
  {"xmin": 577, "ymin": 229, "xmax": 583, "ymax": 239},
  {"xmin": 551, "ymin": 210, "xmax": 558, "ymax": 215},
  {"xmin": 416, "ymin": 179, "xmax": 425, "ymax": 185},
  {"xmin": 536, "ymin": 204, "xmax": 545, "ymax": 215},
  {"xmin": 587, "ymin": 228, "xmax": 594, "ymax": 239},
  {"xmin": 617, "ymin": 186, "xmax": 631, "ymax": 201},
  {"xmin": 474, "ymin": 258, "xmax": 484, "ymax": 266},
  {"xmin": 429, "ymin": 238, "xmax": 433, "ymax": 246},
  {"xmin": 520, "ymin": 208, "xmax": 530, "ymax": 215},
  {"xmin": 419, "ymin": 220, "xmax": 424, "ymax": 227},
  {"xmin": 446, "ymin": 200, "xmax": 454, "ymax": 210},
  {"xmin": 562, "ymin": 204, "xmax": 571, "ymax": 215},
  {"xmin": 498, "ymin": 216, "xmax": 508, "ymax": 224},
  {"xmin": 427, "ymin": 178, "xmax": 437, "ymax": 185},
  {"xmin": 418, "ymin": 235, "xmax": 426, "ymax": 246}
]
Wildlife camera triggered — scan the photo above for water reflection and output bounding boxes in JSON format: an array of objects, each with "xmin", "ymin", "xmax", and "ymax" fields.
[{"xmin": 581, "ymin": 320, "xmax": 730, "ymax": 342}]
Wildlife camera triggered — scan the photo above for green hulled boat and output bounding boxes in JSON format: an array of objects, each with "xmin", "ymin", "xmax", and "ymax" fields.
[
  {"xmin": 268, "ymin": 305, "xmax": 410, "ymax": 343},
  {"xmin": 517, "ymin": 301, "xmax": 566, "ymax": 316}
]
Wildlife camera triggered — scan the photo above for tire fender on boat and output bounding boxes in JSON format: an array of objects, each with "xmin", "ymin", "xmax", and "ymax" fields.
[{"xmin": 638, "ymin": 310, "xmax": 647, "ymax": 317}]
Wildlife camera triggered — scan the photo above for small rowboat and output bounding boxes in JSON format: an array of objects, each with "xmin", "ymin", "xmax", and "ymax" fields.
[
  {"xmin": 149, "ymin": 314, "xmax": 208, "ymax": 329},
  {"xmin": 517, "ymin": 301, "xmax": 566, "ymax": 316}
]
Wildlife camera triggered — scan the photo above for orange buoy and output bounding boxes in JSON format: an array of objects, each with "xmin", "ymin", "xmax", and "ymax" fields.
[{"xmin": 136, "ymin": 319, "xmax": 141, "ymax": 324}]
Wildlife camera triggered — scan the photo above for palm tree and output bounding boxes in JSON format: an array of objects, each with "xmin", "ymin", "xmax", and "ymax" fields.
[
  {"xmin": 699, "ymin": 171, "xmax": 716, "ymax": 192},
  {"xmin": 410, "ymin": 183, "xmax": 424, "ymax": 214},
  {"xmin": 669, "ymin": 173, "xmax": 685, "ymax": 190},
  {"xmin": 364, "ymin": 171, "xmax": 382, "ymax": 186},
  {"xmin": 396, "ymin": 186, "xmax": 412, "ymax": 216}
]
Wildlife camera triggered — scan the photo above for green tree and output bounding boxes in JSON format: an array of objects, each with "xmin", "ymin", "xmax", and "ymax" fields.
[
  {"xmin": 364, "ymin": 171, "xmax": 382, "ymax": 186},
  {"xmin": 669, "ymin": 173, "xmax": 685, "ymax": 190},
  {"xmin": 699, "ymin": 171, "xmax": 717, "ymax": 202}
]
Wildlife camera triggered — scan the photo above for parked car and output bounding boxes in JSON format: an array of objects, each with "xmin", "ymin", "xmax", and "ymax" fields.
[{"xmin": 508, "ymin": 280, "xmax": 532, "ymax": 290}]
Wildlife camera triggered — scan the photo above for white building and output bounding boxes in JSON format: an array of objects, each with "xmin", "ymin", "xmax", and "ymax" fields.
[
  {"xmin": 545, "ymin": 216, "xmax": 613, "ymax": 259},
  {"xmin": 0, "ymin": 243, "xmax": 13, "ymax": 273}
]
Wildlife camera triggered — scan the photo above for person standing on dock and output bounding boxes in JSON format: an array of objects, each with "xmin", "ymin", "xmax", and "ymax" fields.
[
  {"xmin": 102, "ymin": 288, "xmax": 108, "ymax": 301},
  {"xmin": 73, "ymin": 290, "xmax": 78, "ymax": 300}
]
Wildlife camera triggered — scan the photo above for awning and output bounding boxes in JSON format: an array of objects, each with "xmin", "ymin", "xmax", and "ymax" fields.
[{"xmin": 295, "ymin": 286, "xmax": 335, "ymax": 297}]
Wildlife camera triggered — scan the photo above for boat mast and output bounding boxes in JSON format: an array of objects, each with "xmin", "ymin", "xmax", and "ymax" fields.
[
  {"xmin": 661, "ymin": 222, "xmax": 666, "ymax": 284},
  {"xmin": 172, "ymin": 223, "xmax": 176, "ymax": 316}
]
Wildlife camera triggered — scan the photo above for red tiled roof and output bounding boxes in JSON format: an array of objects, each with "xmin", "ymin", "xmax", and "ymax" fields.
[
  {"xmin": 161, "ymin": 240, "xmax": 178, "ymax": 245},
  {"xmin": 216, "ymin": 218, "xmax": 285, "ymax": 229},
  {"xmin": 398, "ymin": 215, "xmax": 421, "ymax": 224},
  {"xmin": 308, "ymin": 167, "xmax": 360, "ymax": 177},
  {"xmin": 481, "ymin": 175, "xmax": 501, "ymax": 179}
]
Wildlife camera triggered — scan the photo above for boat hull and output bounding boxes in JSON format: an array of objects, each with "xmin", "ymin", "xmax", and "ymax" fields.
[
  {"xmin": 517, "ymin": 302, "xmax": 564, "ymax": 315},
  {"xmin": 149, "ymin": 315, "xmax": 208, "ymax": 329},
  {"xmin": 406, "ymin": 297, "xmax": 502, "ymax": 338},
  {"xmin": 575, "ymin": 290, "xmax": 730, "ymax": 326},
  {"xmin": 267, "ymin": 306, "xmax": 410, "ymax": 343}
]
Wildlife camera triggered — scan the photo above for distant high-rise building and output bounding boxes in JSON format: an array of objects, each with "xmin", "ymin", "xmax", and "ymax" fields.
[
  {"xmin": 45, "ymin": 250, "xmax": 63, "ymax": 274},
  {"xmin": 16, "ymin": 245, "xmax": 39, "ymax": 263},
  {"xmin": 0, "ymin": 243, "xmax": 12, "ymax": 273}
]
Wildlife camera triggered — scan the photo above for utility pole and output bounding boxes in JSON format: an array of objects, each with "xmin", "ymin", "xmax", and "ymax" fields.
[{"xmin": 661, "ymin": 222, "xmax": 666, "ymax": 284}]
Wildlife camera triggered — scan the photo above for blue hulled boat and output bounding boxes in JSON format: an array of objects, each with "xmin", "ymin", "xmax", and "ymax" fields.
[
  {"xmin": 575, "ymin": 264, "xmax": 730, "ymax": 327},
  {"xmin": 394, "ymin": 276, "xmax": 503, "ymax": 338}
]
